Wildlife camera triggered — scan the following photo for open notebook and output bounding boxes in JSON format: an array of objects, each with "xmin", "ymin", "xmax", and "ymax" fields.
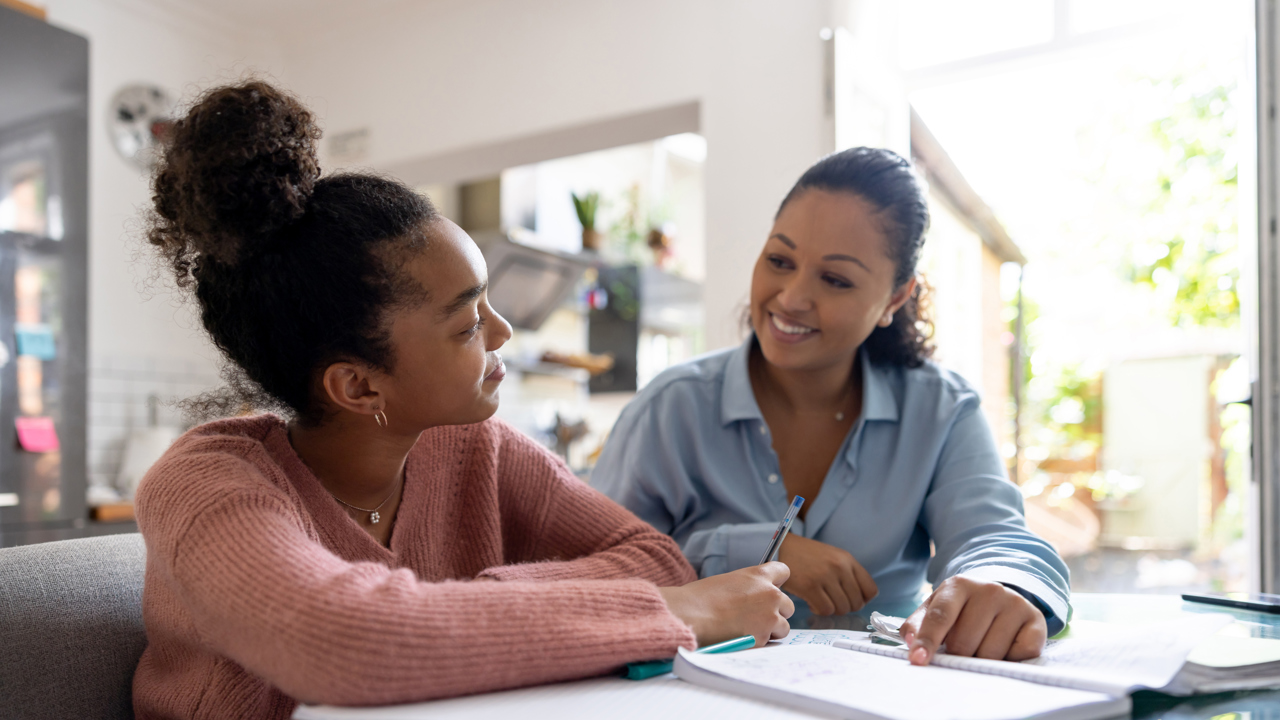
[
  {"xmin": 860, "ymin": 611, "xmax": 1277, "ymax": 696},
  {"xmin": 674, "ymin": 614, "xmax": 1233, "ymax": 720}
]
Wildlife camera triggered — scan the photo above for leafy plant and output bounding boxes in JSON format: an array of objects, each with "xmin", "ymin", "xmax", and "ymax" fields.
[
  {"xmin": 1121, "ymin": 76, "xmax": 1239, "ymax": 328},
  {"xmin": 1041, "ymin": 364, "xmax": 1103, "ymax": 447},
  {"xmin": 571, "ymin": 191, "xmax": 600, "ymax": 230}
]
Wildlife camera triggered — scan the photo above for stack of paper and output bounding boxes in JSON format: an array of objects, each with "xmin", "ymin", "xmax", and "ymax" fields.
[{"xmin": 1165, "ymin": 631, "xmax": 1280, "ymax": 694}]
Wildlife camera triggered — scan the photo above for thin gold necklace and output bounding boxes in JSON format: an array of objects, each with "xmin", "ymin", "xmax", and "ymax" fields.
[
  {"xmin": 834, "ymin": 378, "xmax": 856, "ymax": 422},
  {"xmin": 750, "ymin": 350, "xmax": 857, "ymax": 423},
  {"xmin": 327, "ymin": 474, "xmax": 402, "ymax": 525}
]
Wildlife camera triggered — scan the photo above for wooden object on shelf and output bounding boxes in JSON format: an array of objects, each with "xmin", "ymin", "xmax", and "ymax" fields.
[
  {"xmin": 90, "ymin": 503, "xmax": 135, "ymax": 523},
  {"xmin": 0, "ymin": 0, "xmax": 45, "ymax": 20},
  {"xmin": 1038, "ymin": 455, "xmax": 1099, "ymax": 474},
  {"xmin": 540, "ymin": 350, "xmax": 614, "ymax": 376}
]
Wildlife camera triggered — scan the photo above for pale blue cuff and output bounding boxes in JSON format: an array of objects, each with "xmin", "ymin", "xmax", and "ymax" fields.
[
  {"xmin": 959, "ymin": 565, "xmax": 1070, "ymax": 637},
  {"xmin": 707, "ymin": 522, "xmax": 786, "ymax": 577}
]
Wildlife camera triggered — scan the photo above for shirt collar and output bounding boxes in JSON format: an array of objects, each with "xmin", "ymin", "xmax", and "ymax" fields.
[
  {"xmin": 720, "ymin": 337, "xmax": 901, "ymax": 426},
  {"xmin": 720, "ymin": 336, "xmax": 764, "ymax": 426},
  {"xmin": 859, "ymin": 346, "xmax": 900, "ymax": 423}
]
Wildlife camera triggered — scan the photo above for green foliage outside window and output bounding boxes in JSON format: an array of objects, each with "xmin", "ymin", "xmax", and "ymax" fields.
[
  {"xmin": 1123, "ymin": 78, "xmax": 1239, "ymax": 328},
  {"xmin": 1015, "ymin": 68, "xmax": 1241, "ymax": 515}
]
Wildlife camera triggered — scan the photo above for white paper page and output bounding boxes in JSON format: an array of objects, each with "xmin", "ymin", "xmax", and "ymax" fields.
[
  {"xmin": 774, "ymin": 628, "xmax": 872, "ymax": 646},
  {"xmin": 832, "ymin": 612, "xmax": 1233, "ymax": 695},
  {"xmin": 1027, "ymin": 613, "xmax": 1232, "ymax": 683},
  {"xmin": 679, "ymin": 644, "xmax": 1127, "ymax": 720}
]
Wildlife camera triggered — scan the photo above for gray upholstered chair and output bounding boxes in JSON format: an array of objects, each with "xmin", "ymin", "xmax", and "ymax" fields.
[{"xmin": 0, "ymin": 533, "xmax": 147, "ymax": 720}]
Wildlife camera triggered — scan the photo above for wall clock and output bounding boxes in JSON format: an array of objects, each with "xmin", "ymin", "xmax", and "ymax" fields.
[{"xmin": 107, "ymin": 84, "xmax": 172, "ymax": 170}]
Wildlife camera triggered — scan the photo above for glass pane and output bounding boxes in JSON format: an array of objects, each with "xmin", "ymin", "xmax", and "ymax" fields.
[
  {"xmin": 0, "ymin": 159, "xmax": 47, "ymax": 236},
  {"xmin": 899, "ymin": 0, "xmax": 1055, "ymax": 70},
  {"xmin": 1069, "ymin": 0, "xmax": 1198, "ymax": 35},
  {"xmin": 911, "ymin": 3, "xmax": 1249, "ymax": 593}
]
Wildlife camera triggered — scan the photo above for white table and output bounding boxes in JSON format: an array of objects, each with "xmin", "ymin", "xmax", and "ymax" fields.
[
  {"xmin": 295, "ymin": 594, "xmax": 1280, "ymax": 720},
  {"xmin": 294, "ymin": 673, "xmax": 817, "ymax": 720}
]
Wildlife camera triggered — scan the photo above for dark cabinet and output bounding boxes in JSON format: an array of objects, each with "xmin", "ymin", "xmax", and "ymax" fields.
[{"xmin": 0, "ymin": 6, "xmax": 89, "ymax": 546}]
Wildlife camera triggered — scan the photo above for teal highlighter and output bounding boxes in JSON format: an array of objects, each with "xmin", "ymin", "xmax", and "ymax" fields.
[{"xmin": 624, "ymin": 634, "xmax": 756, "ymax": 680}]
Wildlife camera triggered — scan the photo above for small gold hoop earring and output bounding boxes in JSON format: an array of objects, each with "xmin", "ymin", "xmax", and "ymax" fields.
[{"xmin": 374, "ymin": 410, "xmax": 388, "ymax": 428}]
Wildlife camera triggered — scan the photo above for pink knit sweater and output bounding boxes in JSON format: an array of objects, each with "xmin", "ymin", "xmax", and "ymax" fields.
[{"xmin": 132, "ymin": 415, "xmax": 697, "ymax": 719}]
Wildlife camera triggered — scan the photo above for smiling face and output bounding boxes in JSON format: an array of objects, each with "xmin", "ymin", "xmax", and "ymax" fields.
[
  {"xmin": 372, "ymin": 218, "xmax": 513, "ymax": 428},
  {"xmin": 750, "ymin": 189, "xmax": 915, "ymax": 374}
]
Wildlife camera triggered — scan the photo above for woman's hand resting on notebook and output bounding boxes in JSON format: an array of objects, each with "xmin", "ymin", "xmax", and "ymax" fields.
[
  {"xmin": 898, "ymin": 576, "xmax": 1047, "ymax": 666},
  {"xmin": 776, "ymin": 535, "xmax": 879, "ymax": 615},
  {"xmin": 659, "ymin": 562, "xmax": 794, "ymax": 648}
]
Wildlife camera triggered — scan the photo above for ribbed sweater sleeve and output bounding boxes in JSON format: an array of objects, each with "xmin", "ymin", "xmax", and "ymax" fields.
[
  {"xmin": 477, "ymin": 423, "xmax": 697, "ymax": 586},
  {"xmin": 142, "ymin": 451, "xmax": 695, "ymax": 707}
]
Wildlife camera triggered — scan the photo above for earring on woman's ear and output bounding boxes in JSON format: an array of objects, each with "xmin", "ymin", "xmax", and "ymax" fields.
[
  {"xmin": 880, "ymin": 312, "xmax": 894, "ymax": 327},
  {"xmin": 374, "ymin": 409, "xmax": 388, "ymax": 428}
]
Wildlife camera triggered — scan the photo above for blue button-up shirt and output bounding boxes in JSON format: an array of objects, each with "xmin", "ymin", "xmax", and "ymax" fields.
[{"xmin": 594, "ymin": 337, "xmax": 1070, "ymax": 634}]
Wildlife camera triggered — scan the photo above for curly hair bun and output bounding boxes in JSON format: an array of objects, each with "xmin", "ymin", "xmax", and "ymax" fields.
[{"xmin": 150, "ymin": 81, "xmax": 322, "ymax": 266}]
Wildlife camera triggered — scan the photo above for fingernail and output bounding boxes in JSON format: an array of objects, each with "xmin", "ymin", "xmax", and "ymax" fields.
[{"xmin": 911, "ymin": 647, "xmax": 929, "ymax": 665}]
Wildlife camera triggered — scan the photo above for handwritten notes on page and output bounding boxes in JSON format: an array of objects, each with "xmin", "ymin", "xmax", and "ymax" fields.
[
  {"xmin": 16, "ymin": 416, "xmax": 58, "ymax": 452},
  {"xmin": 675, "ymin": 644, "xmax": 1129, "ymax": 720},
  {"xmin": 773, "ymin": 628, "xmax": 871, "ymax": 646}
]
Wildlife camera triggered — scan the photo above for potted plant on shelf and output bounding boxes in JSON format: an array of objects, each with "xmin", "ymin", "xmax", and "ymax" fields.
[{"xmin": 572, "ymin": 190, "xmax": 601, "ymax": 251}]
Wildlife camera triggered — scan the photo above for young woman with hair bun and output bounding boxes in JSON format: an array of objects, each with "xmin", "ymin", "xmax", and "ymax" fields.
[
  {"xmin": 596, "ymin": 147, "xmax": 1071, "ymax": 667},
  {"xmin": 131, "ymin": 81, "xmax": 792, "ymax": 719}
]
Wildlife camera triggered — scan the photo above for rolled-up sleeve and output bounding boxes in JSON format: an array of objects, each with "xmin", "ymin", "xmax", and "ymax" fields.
[
  {"xmin": 921, "ymin": 400, "xmax": 1072, "ymax": 635},
  {"xmin": 684, "ymin": 521, "xmax": 779, "ymax": 577}
]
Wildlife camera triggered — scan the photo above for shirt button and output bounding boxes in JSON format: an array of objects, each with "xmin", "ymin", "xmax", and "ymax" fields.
[
  {"xmin": 759, "ymin": 425, "xmax": 768, "ymax": 435},
  {"xmin": 768, "ymin": 474, "xmax": 779, "ymax": 484}
]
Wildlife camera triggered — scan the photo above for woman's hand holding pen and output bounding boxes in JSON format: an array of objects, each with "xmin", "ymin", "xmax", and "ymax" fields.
[
  {"xmin": 898, "ymin": 576, "xmax": 1046, "ymax": 665},
  {"xmin": 776, "ymin": 535, "xmax": 878, "ymax": 616},
  {"xmin": 659, "ymin": 563, "xmax": 794, "ymax": 648}
]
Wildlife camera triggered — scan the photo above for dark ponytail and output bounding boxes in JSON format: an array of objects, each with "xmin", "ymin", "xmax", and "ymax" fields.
[
  {"xmin": 777, "ymin": 147, "xmax": 934, "ymax": 367},
  {"xmin": 146, "ymin": 81, "xmax": 438, "ymax": 424}
]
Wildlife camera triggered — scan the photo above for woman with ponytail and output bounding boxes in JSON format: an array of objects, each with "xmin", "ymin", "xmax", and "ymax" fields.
[
  {"xmin": 596, "ymin": 147, "xmax": 1070, "ymax": 667},
  {"xmin": 131, "ymin": 81, "xmax": 793, "ymax": 720}
]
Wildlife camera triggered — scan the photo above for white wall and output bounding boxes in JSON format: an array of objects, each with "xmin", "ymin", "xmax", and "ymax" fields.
[
  {"xmin": 44, "ymin": 0, "xmax": 282, "ymax": 366},
  {"xmin": 920, "ymin": 201, "xmax": 985, "ymax": 392},
  {"xmin": 278, "ymin": 0, "xmax": 833, "ymax": 351},
  {"xmin": 40, "ymin": 0, "xmax": 285, "ymax": 487},
  {"xmin": 24, "ymin": 0, "xmax": 838, "ymax": 487}
]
